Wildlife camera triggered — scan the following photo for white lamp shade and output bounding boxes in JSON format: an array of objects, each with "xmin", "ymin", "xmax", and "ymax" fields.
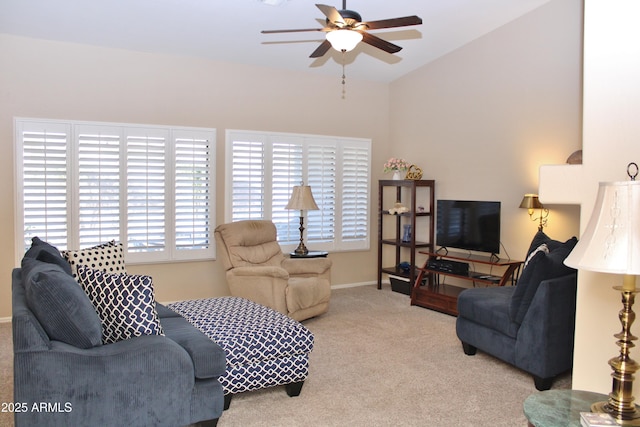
[
  {"xmin": 564, "ymin": 180, "xmax": 640, "ymax": 274},
  {"xmin": 326, "ymin": 29, "xmax": 363, "ymax": 52},
  {"xmin": 285, "ymin": 185, "xmax": 319, "ymax": 211}
]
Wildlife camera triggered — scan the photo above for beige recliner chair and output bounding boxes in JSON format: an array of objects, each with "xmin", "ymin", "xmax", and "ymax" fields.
[{"xmin": 214, "ymin": 220, "xmax": 332, "ymax": 321}]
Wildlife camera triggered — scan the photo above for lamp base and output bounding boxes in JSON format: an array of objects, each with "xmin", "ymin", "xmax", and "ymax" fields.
[
  {"xmin": 293, "ymin": 243, "xmax": 309, "ymax": 256},
  {"xmin": 591, "ymin": 401, "xmax": 640, "ymax": 426}
]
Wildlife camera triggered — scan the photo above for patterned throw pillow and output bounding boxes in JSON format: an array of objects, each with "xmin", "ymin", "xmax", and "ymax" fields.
[
  {"xmin": 62, "ymin": 240, "xmax": 126, "ymax": 279},
  {"xmin": 76, "ymin": 265, "xmax": 164, "ymax": 344},
  {"xmin": 523, "ymin": 243, "xmax": 549, "ymax": 269}
]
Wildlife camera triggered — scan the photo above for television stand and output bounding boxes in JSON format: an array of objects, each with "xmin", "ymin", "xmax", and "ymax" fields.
[{"xmin": 410, "ymin": 251, "xmax": 523, "ymax": 316}]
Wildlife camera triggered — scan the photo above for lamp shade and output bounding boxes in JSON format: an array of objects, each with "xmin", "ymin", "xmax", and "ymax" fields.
[
  {"xmin": 519, "ymin": 194, "xmax": 544, "ymax": 210},
  {"xmin": 285, "ymin": 185, "xmax": 319, "ymax": 211},
  {"xmin": 326, "ymin": 29, "xmax": 363, "ymax": 52},
  {"xmin": 564, "ymin": 181, "xmax": 640, "ymax": 274}
]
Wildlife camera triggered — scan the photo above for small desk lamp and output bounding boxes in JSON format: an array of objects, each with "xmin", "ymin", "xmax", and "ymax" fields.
[
  {"xmin": 285, "ymin": 184, "xmax": 319, "ymax": 255},
  {"xmin": 519, "ymin": 194, "xmax": 549, "ymax": 231},
  {"xmin": 564, "ymin": 163, "xmax": 640, "ymax": 425}
]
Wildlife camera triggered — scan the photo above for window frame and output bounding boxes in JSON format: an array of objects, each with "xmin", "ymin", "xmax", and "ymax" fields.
[
  {"xmin": 14, "ymin": 117, "xmax": 216, "ymax": 264},
  {"xmin": 225, "ymin": 129, "xmax": 371, "ymax": 253}
]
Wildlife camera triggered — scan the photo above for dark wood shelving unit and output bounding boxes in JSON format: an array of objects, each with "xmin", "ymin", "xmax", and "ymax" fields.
[{"xmin": 377, "ymin": 179, "xmax": 435, "ymax": 292}]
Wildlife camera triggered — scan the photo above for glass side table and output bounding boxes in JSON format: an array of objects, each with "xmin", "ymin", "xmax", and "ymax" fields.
[{"xmin": 523, "ymin": 390, "xmax": 609, "ymax": 427}]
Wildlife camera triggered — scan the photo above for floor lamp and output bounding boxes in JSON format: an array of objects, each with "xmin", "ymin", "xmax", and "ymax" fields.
[
  {"xmin": 285, "ymin": 184, "xmax": 319, "ymax": 255},
  {"xmin": 564, "ymin": 164, "xmax": 640, "ymax": 425}
]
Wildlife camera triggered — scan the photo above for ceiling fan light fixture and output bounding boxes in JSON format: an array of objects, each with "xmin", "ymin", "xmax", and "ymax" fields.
[{"xmin": 326, "ymin": 29, "xmax": 363, "ymax": 52}]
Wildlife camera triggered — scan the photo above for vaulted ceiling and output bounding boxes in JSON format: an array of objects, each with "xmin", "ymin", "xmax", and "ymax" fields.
[{"xmin": 1, "ymin": 0, "xmax": 552, "ymax": 82}]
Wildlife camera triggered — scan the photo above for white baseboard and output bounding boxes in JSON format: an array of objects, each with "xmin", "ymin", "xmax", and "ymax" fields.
[
  {"xmin": 0, "ymin": 317, "xmax": 11, "ymax": 323},
  {"xmin": 331, "ymin": 280, "xmax": 379, "ymax": 289}
]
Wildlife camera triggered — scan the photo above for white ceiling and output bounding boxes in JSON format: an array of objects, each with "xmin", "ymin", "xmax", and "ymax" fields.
[{"xmin": 0, "ymin": 0, "xmax": 552, "ymax": 82}]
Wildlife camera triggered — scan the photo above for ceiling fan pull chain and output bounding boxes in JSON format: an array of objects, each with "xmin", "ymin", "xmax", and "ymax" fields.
[{"xmin": 341, "ymin": 49, "xmax": 347, "ymax": 99}]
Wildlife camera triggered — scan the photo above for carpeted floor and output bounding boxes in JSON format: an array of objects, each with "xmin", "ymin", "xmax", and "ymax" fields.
[{"xmin": 0, "ymin": 284, "xmax": 570, "ymax": 426}]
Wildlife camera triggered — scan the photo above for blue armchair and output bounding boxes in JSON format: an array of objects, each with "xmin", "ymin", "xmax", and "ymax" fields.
[
  {"xmin": 455, "ymin": 231, "xmax": 578, "ymax": 390},
  {"xmin": 12, "ymin": 239, "xmax": 226, "ymax": 427}
]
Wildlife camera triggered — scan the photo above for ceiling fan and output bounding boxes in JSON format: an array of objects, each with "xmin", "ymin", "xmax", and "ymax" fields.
[{"xmin": 261, "ymin": 2, "xmax": 423, "ymax": 58}]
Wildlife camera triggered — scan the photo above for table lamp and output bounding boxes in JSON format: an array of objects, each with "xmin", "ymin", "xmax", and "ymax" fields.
[
  {"xmin": 564, "ymin": 163, "xmax": 640, "ymax": 425},
  {"xmin": 285, "ymin": 184, "xmax": 319, "ymax": 255}
]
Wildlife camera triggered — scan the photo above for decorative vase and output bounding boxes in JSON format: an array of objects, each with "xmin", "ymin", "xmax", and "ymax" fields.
[
  {"xmin": 392, "ymin": 171, "xmax": 401, "ymax": 180},
  {"xmin": 402, "ymin": 224, "xmax": 412, "ymax": 242}
]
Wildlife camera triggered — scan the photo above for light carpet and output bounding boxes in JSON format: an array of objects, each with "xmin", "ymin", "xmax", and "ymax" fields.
[{"xmin": 0, "ymin": 285, "xmax": 570, "ymax": 427}]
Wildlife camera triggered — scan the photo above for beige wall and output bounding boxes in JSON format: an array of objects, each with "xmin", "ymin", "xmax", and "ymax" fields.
[
  {"xmin": 540, "ymin": 0, "xmax": 640, "ymax": 394},
  {"xmin": 0, "ymin": 0, "xmax": 584, "ymax": 319},
  {"xmin": 389, "ymin": 0, "xmax": 583, "ymax": 263},
  {"xmin": 0, "ymin": 34, "xmax": 390, "ymax": 318}
]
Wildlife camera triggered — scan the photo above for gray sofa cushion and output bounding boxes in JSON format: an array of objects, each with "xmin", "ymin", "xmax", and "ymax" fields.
[
  {"xmin": 21, "ymin": 258, "xmax": 102, "ymax": 349},
  {"xmin": 457, "ymin": 286, "xmax": 520, "ymax": 338},
  {"xmin": 509, "ymin": 235, "xmax": 577, "ymax": 324},
  {"xmin": 161, "ymin": 316, "xmax": 227, "ymax": 379},
  {"xmin": 23, "ymin": 236, "xmax": 73, "ymax": 276}
]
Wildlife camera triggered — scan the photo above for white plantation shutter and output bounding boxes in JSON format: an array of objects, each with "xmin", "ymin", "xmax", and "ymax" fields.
[
  {"xmin": 15, "ymin": 119, "xmax": 215, "ymax": 262},
  {"xmin": 340, "ymin": 144, "xmax": 370, "ymax": 245},
  {"xmin": 77, "ymin": 126, "xmax": 121, "ymax": 247},
  {"xmin": 307, "ymin": 142, "xmax": 336, "ymax": 242},
  {"xmin": 19, "ymin": 122, "xmax": 70, "ymax": 250},
  {"xmin": 230, "ymin": 135, "xmax": 265, "ymax": 220},
  {"xmin": 272, "ymin": 140, "xmax": 303, "ymax": 243},
  {"xmin": 174, "ymin": 131, "xmax": 213, "ymax": 254},
  {"xmin": 226, "ymin": 130, "xmax": 370, "ymax": 252},
  {"xmin": 126, "ymin": 130, "xmax": 167, "ymax": 255}
]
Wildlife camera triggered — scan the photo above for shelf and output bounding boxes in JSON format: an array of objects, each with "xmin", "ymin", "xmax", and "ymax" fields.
[
  {"xmin": 417, "ymin": 267, "xmax": 502, "ymax": 285},
  {"xmin": 381, "ymin": 239, "xmax": 432, "ymax": 248},
  {"xmin": 412, "ymin": 283, "xmax": 465, "ymax": 316},
  {"xmin": 418, "ymin": 250, "xmax": 522, "ymax": 267},
  {"xmin": 382, "ymin": 211, "xmax": 432, "ymax": 216},
  {"xmin": 381, "ymin": 266, "xmax": 420, "ymax": 278},
  {"xmin": 377, "ymin": 179, "xmax": 435, "ymax": 293}
]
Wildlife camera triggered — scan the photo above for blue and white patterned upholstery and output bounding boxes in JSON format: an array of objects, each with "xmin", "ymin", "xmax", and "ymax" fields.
[
  {"xmin": 77, "ymin": 265, "xmax": 164, "ymax": 344},
  {"xmin": 168, "ymin": 297, "xmax": 314, "ymax": 395}
]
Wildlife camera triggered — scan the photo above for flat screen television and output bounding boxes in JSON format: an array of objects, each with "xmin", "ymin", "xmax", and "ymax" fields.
[{"xmin": 436, "ymin": 200, "xmax": 501, "ymax": 255}]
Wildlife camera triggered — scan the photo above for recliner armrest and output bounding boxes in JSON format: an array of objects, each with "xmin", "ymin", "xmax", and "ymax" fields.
[{"xmin": 228, "ymin": 265, "xmax": 290, "ymax": 279}]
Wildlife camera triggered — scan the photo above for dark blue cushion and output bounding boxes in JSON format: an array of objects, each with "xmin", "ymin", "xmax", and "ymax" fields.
[
  {"xmin": 23, "ymin": 236, "xmax": 73, "ymax": 276},
  {"xmin": 509, "ymin": 236, "xmax": 578, "ymax": 324},
  {"xmin": 21, "ymin": 258, "xmax": 102, "ymax": 349},
  {"xmin": 457, "ymin": 286, "xmax": 520, "ymax": 338}
]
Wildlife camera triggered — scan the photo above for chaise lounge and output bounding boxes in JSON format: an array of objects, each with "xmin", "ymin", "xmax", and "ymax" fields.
[{"xmin": 455, "ymin": 231, "xmax": 578, "ymax": 390}]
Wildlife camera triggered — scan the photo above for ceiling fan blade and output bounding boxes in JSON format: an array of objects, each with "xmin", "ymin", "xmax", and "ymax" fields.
[
  {"xmin": 262, "ymin": 28, "xmax": 324, "ymax": 34},
  {"xmin": 363, "ymin": 15, "xmax": 423, "ymax": 30},
  {"xmin": 310, "ymin": 40, "xmax": 332, "ymax": 58},
  {"xmin": 316, "ymin": 4, "xmax": 345, "ymax": 25},
  {"xmin": 360, "ymin": 31, "xmax": 402, "ymax": 54}
]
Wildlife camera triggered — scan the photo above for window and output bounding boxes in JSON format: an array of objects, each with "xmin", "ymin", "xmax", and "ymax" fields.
[
  {"xmin": 15, "ymin": 118, "xmax": 216, "ymax": 263},
  {"xmin": 226, "ymin": 130, "xmax": 371, "ymax": 252}
]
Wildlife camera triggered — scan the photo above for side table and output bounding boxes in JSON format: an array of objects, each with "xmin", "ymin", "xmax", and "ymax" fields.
[
  {"xmin": 289, "ymin": 251, "xmax": 328, "ymax": 258},
  {"xmin": 523, "ymin": 389, "xmax": 608, "ymax": 427}
]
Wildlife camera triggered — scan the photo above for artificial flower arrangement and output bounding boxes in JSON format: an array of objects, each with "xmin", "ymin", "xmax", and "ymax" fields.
[{"xmin": 383, "ymin": 157, "xmax": 410, "ymax": 173}]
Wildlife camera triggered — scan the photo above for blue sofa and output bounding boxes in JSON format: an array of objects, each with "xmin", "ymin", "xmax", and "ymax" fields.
[
  {"xmin": 12, "ymin": 240, "xmax": 226, "ymax": 427},
  {"xmin": 455, "ymin": 231, "xmax": 578, "ymax": 390}
]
